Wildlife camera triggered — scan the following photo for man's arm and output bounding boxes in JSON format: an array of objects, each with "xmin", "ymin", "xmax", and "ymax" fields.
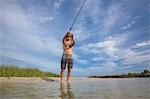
[
  {"xmin": 62, "ymin": 36, "xmax": 66, "ymax": 45},
  {"xmin": 69, "ymin": 39, "xmax": 75, "ymax": 48},
  {"xmin": 72, "ymin": 39, "xmax": 75, "ymax": 46}
]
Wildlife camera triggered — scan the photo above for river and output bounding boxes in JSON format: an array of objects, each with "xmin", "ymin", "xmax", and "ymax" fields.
[{"xmin": 0, "ymin": 78, "xmax": 149, "ymax": 99}]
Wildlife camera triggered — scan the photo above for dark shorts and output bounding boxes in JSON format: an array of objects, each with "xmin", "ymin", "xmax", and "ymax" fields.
[{"xmin": 61, "ymin": 54, "xmax": 73, "ymax": 69}]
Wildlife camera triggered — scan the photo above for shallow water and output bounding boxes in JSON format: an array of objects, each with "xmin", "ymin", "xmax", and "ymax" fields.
[{"xmin": 0, "ymin": 78, "xmax": 150, "ymax": 99}]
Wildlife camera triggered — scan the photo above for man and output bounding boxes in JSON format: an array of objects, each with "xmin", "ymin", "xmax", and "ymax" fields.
[{"xmin": 60, "ymin": 32, "xmax": 75, "ymax": 83}]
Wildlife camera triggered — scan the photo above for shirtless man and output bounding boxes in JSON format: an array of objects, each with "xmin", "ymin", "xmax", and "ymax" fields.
[{"xmin": 60, "ymin": 32, "xmax": 75, "ymax": 83}]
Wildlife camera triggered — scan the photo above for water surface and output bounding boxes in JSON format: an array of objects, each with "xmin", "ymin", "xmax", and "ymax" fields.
[{"xmin": 0, "ymin": 78, "xmax": 149, "ymax": 99}]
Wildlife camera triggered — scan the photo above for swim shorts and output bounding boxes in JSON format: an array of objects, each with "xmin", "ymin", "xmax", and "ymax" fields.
[{"xmin": 61, "ymin": 54, "xmax": 73, "ymax": 69}]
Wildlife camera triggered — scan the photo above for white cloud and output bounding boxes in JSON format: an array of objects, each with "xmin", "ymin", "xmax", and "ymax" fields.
[
  {"xmin": 102, "ymin": 4, "xmax": 125, "ymax": 33},
  {"xmin": 0, "ymin": 0, "xmax": 149, "ymax": 76},
  {"xmin": 74, "ymin": 45, "xmax": 149, "ymax": 76},
  {"xmin": 104, "ymin": 61, "xmax": 117, "ymax": 68},
  {"xmin": 80, "ymin": 35, "xmax": 126, "ymax": 56},
  {"xmin": 81, "ymin": 39, "xmax": 119, "ymax": 58},
  {"xmin": 122, "ymin": 20, "xmax": 135, "ymax": 30},
  {"xmin": 72, "ymin": 0, "xmax": 102, "ymax": 41},
  {"xmin": 73, "ymin": 53, "xmax": 88, "ymax": 64},
  {"xmin": 80, "ymin": 34, "xmax": 149, "ymax": 67},
  {"xmin": 1, "ymin": 9, "xmax": 30, "ymax": 29},
  {"xmin": 73, "ymin": 61, "xmax": 117, "ymax": 76},
  {"xmin": 133, "ymin": 40, "xmax": 150, "ymax": 48},
  {"xmin": 40, "ymin": 16, "xmax": 54, "ymax": 22},
  {"xmin": 1, "ymin": 29, "xmax": 62, "ymax": 57},
  {"xmin": 73, "ymin": 1, "xmax": 128, "ymax": 42},
  {"xmin": 0, "ymin": 50, "xmax": 58, "ymax": 71},
  {"xmin": 0, "ymin": 0, "xmax": 62, "ymax": 57},
  {"xmin": 80, "ymin": 0, "xmax": 103, "ymax": 24},
  {"xmin": 0, "ymin": 0, "xmax": 63, "ymax": 73},
  {"xmin": 92, "ymin": 57, "xmax": 104, "ymax": 61},
  {"xmin": 121, "ymin": 49, "xmax": 150, "ymax": 65},
  {"xmin": 122, "ymin": 16, "xmax": 139, "ymax": 30},
  {"xmin": 73, "ymin": 24, "xmax": 91, "ymax": 42},
  {"xmin": 52, "ymin": 0, "xmax": 64, "ymax": 14}
]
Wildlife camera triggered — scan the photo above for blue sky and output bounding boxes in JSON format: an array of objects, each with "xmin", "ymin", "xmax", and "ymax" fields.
[{"xmin": 0, "ymin": 0, "xmax": 149, "ymax": 76}]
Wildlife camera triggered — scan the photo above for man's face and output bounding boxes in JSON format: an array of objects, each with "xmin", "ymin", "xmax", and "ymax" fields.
[{"xmin": 66, "ymin": 35, "xmax": 72, "ymax": 41}]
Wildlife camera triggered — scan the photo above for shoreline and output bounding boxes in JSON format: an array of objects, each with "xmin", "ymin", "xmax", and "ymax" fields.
[
  {"xmin": 0, "ymin": 77, "xmax": 60, "ymax": 82},
  {"xmin": 0, "ymin": 77, "xmax": 149, "ymax": 82}
]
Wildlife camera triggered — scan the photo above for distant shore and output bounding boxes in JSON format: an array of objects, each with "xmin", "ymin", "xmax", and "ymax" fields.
[{"xmin": 89, "ymin": 69, "xmax": 150, "ymax": 78}]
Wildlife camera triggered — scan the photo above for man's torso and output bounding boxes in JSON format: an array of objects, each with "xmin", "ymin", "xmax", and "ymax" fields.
[{"xmin": 63, "ymin": 40, "xmax": 73, "ymax": 54}]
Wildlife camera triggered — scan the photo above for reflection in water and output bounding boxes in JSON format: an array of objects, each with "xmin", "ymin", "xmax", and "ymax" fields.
[
  {"xmin": 60, "ymin": 83, "xmax": 74, "ymax": 99},
  {"xmin": 0, "ymin": 78, "xmax": 149, "ymax": 99}
]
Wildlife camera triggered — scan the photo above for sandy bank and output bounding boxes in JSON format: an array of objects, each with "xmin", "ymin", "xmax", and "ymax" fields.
[
  {"xmin": 0, "ymin": 77, "xmax": 60, "ymax": 83},
  {"xmin": 0, "ymin": 77, "xmax": 135, "ymax": 83}
]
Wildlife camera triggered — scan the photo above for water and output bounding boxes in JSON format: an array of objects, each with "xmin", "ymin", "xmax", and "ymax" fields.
[{"xmin": 0, "ymin": 78, "xmax": 149, "ymax": 99}]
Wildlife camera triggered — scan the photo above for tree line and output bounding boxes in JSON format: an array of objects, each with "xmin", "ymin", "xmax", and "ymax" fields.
[
  {"xmin": 0, "ymin": 64, "xmax": 59, "ymax": 77},
  {"xmin": 89, "ymin": 69, "xmax": 150, "ymax": 78}
]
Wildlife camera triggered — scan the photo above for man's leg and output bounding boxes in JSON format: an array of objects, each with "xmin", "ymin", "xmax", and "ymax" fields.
[
  {"xmin": 67, "ymin": 69, "xmax": 71, "ymax": 82},
  {"xmin": 60, "ymin": 69, "xmax": 65, "ymax": 83},
  {"xmin": 67, "ymin": 58, "xmax": 73, "ymax": 83},
  {"xmin": 60, "ymin": 61, "xmax": 66, "ymax": 83}
]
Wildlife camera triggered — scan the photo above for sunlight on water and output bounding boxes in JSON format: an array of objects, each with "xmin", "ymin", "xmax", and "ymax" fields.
[{"xmin": 0, "ymin": 78, "xmax": 150, "ymax": 99}]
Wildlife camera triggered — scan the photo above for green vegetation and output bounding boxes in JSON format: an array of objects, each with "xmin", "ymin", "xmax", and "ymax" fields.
[
  {"xmin": 89, "ymin": 69, "xmax": 150, "ymax": 78},
  {"xmin": 0, "ymin": 64, "xmax": 59, "ymax": 77}
]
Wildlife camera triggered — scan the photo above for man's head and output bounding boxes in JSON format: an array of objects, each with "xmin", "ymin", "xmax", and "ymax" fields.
[
  {"xmin": 63, "ymin": 32, "xmax": 75, "ymax": 47},
  {"xmin": 66, "ymin": 32, "xmax": 73, "ymax": 41}
]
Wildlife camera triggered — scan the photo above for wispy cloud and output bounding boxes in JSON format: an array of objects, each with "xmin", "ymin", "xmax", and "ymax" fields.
[
  {"xmin": 80, "ymin": 34, "xmax": 127, "ymax": 55},
  {"xmin": 0, "ymin": 0, "xmax": 149, "ymax": 76},
  {"xmin": 102, "ymin": 4, "xmax": 124, "ymax": 33},
  {"xmin": 122, "ymin": 16, "xmax": 139, "ymax": 30},
  {"xmin": 0, "ymin": 50, "xmax": 59, "ymax": 71},
  {"xmin": 52, "ymin": 0, "xmax": 64, "ymax": 14},
  {"xmin": 73, "ymin": 53, "xmax": 88, "ymax": 64},
  {"xmin": 133, "ymin": 40, "xmax": 150, "ymax": 48},
  {"xmin": 0, "ymin": 0, "xmax": 62, "ymax": 72},
  {"xmin": 79, "ymin": 33, "xmax": 149, "ymax": 74}
]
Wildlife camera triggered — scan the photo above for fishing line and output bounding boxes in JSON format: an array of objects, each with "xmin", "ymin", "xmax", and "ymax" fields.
[{"xmin": 69, "ymin": 0, "xmax": 87, "ymax": 32}]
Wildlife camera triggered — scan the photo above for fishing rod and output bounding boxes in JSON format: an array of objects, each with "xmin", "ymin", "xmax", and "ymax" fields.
[{"xmin": 69, "ymin": 0, "xmax": 87, "ymax": 32}]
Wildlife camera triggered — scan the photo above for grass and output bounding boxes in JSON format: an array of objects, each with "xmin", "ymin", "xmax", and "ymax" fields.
[{"xmin": 0, "ymin": 64, "xmax": 59, "ymax": 77}]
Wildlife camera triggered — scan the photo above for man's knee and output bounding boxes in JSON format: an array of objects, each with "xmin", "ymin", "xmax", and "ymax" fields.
[
  {"xmin": 61, "ymin": 69, "xmax": 65, "ymax": 72},
  {"xmin": 68, "ymin": 69, "xmax": 71, "ymax": 73},
  {"xmin": 61, "ymin": 63, "xmax": 66, "ymax": 70}
]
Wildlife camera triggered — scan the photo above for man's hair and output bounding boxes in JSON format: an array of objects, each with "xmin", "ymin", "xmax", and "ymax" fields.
[
  {"xmin": 66, "ymin": 32, "xmax": 73, "ymax": 38},
  {"xmin": 63, "ymin": 32, "xmax": 75, "ymax": 47}
]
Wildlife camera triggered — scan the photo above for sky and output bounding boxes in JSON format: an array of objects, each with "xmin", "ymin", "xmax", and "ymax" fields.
[{"xmin": 0, "ymin": 0, "xmax": 149, "ymax": 76}]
